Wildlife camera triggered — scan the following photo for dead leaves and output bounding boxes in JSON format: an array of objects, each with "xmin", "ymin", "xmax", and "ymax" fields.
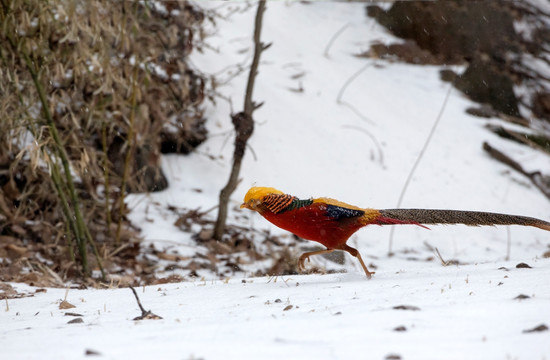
[
  {"xmin": 0, "ymin": 283, "xmax": 18, "ymax": 299},
  {"xmin": 169, "ymin": 207, "xmax": 304, "ymax": 278}
]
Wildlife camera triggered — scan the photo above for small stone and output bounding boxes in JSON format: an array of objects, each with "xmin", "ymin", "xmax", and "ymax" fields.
[{"xmin": 516, "ymin": 263, "xmax": 532, "ymax": 269}]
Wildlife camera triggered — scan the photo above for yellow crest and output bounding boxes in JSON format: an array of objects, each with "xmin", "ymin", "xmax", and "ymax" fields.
[{"xmin": 243, "ymin": 186, "xmax": 284, "ymax": 203}]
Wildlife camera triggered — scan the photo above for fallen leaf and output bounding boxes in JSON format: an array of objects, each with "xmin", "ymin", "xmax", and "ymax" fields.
[
  {"xmin": 523, "ymin": 324, "xmax": 548, "ymax": 333},
  {"xmin": 385, "ymin": 354, "xmax": 402, "ymax": 360},
  {"xmin": 85, "ymin": 349, "xmax": 101, "ymax": 356},
  {"xmin": 67, "ymin": 318, "xmax": 83, "ymax": 324},
  {"xmin": 10, "ymin": 225, "xmax": 26, "ymax": 236},
  {"xmin": 59, "ymin": 300, "xmax": 76, "ymax": 309},
  {"xmin": 133, "ymin": 312, "xmax": 163, "ymax": 320},
  {"xmin": 6, "ymin": 243, "xmax": 27, "ymax": 257},
  {"xmin": 64, "ymin": 312, "xmax": 84, "ymax": 317},
  {"xmin": 155, "ymin": 252, "xmax": 188, "ymax": 262},
  {"xmin": 393, "ymin": 305, "xmax": 420, "ymax": 311}
]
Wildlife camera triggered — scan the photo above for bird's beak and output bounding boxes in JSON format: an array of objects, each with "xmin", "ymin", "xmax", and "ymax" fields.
[{"xmin": 240, "ymin": 202, "xmax": 248, "ymax": 209}]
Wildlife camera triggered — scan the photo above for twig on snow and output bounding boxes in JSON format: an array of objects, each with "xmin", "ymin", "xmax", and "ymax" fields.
[
  {"xmin": 129, "ymin": 286, "xmax": 162, "ymax": 320},
  {"xmin": 324, "ymin": 23, "xmax": 350, "ymax": 58},
  {"xmin": 336, "ymin": 62, "xmax": 375, "ymax": 124}
]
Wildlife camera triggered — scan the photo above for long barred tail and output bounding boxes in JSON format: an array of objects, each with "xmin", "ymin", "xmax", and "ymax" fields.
[{"xmin": 377, "ymin": 209, "xmax": 550, "ymax": 231}]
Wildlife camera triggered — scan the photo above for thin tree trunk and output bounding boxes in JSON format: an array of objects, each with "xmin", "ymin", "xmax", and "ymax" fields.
[{"xmin": 214, "ymin": 0, "xmax": 268, "ymax": 240}]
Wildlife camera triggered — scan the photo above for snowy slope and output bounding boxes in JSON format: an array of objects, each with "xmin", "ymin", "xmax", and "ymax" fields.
[
  {"xmin": 129, "ymin": 1, "xmax": 549, "ymax": 271},
  {"xmin": 3, "ymin": 2, "xmax": 550, "ymax": 359}
]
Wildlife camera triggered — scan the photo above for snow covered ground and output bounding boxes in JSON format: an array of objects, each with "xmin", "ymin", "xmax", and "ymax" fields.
[
  {"xmin": 2, "ymin": 2, "xmax": 550, "ymax": 359},
  {"xmin": 2, "ymin": 265, "xmax": 550, "ymax": 360}
]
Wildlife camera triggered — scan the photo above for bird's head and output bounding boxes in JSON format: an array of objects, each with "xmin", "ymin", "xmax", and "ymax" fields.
[{"xmin": 240, "ymin": 186, "xmax": 284, "ymax": 212}]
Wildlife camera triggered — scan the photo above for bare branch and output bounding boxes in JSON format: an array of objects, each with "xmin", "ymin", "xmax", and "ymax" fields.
[
  {"xmin": 483, "ymin": 142, "xmax": 550, "ymax": 201},
  {"xmin": 214, "ymin": 0, "xmax": 268, "ymax": 240},
  {"xmin": 243, "ymin": 0, "xmax": 267, "ymax": 116}
]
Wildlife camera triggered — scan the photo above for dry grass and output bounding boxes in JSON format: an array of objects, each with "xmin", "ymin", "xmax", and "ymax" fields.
[{"xmin": 0, "ymin": 0, "xmax": 207, "ymax": 284}]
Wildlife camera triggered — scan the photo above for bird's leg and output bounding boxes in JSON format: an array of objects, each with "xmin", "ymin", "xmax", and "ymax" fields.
[
  {"xmin": 298, "ymin": 248, "xmax": 335, "ymax": 272},
  {"xmin": 338, "ymin": 244, "xmax": 375, "ymax": 279}
]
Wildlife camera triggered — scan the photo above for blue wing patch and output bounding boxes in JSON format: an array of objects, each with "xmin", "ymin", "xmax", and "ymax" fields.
[{"xmin": 325, "ymin": 205, "xmax": 364, "ymax": 219}]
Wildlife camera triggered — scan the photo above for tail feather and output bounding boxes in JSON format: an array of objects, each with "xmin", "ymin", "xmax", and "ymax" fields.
[{"xmin": 378, "ymin": 209, "xmax": 550, "ymax": 231}]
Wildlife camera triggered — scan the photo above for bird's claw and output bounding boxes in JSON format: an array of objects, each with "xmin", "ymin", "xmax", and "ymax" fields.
[{"xmin": 298, "ymin": 255, "xmax": 310, "ymax": 272}]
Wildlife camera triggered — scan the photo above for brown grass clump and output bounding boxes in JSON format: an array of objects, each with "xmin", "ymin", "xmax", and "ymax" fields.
[{"xmin": 0, "ymin": 0, "xmax": 207, "ymax": 284}]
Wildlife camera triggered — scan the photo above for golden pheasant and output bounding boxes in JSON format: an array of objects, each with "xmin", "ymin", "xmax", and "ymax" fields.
[{"xmin": 240, "ymin": 186, "xmax": 550, "ymax": 279}]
